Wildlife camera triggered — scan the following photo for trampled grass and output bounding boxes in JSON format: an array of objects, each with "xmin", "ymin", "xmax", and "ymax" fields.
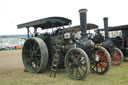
[
  {"xmin": 0, "ymin": 62, "xmax": 128, "ymax": 85},
  {"xmin": 0, "ymin": 50, "xmax": 128, "ymax": 85}
]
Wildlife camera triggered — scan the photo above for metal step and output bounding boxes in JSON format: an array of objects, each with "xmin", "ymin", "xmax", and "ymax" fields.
[{"xmin": 50, "ymin": 29, "xmax": 63, "ymax": 78}]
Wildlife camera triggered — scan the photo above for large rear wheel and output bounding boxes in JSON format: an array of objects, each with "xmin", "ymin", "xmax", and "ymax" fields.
[
  {"xmin": 22, "ymin": 37, "xmax": 48, "ymax": 73},
  {"xmin": 65, "ymin": 48, "xmax": 90, "ymax": 80},
  {"xmin": 90, "ymin": 46, "xmax": 111, "ymax": 75}
]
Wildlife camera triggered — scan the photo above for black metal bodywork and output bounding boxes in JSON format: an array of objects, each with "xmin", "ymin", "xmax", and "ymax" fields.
[
  {"xmin": 17, "ymin": 12, "xmax": 95, "ymax": 65},
  {"xmin": 95, "ymin": 24, "xmax": 128, "ymax": 57},
  {"xmin": 92, "ymin": 18, "xmax": 114, "ymax": 53},
  {"xmin": 92, "ymin": 29, "xmax": 104, "ymax": 44},
  {"xmin": 17, "ymin": 9, "xmax": 112, "ymax": 80},
  {"xmin": 108, "ymin": 25, "xmax": 128, "ymax": 57},
  {"xmin": 102, "ymin": 18, "xmax": 114, "ymax": 53},
  {"xmin": 91, "ymin": 18, "xmax": 125, "ymax": 66},
  {"xmin": 18, "ymin": 17, "xmax": 72, "ymax": 67},
  {"xmin": 76, "ymin": 9, "xmax": 94, "ymax": 59}
]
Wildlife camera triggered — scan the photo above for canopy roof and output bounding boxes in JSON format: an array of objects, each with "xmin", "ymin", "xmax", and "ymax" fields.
[
  {"xmin": 108, "ymin": 25, "xmax": 128, "ymax": 31},
  {"xmin": 71, "ymin": 23, "xmax": 98, "ymax": 32},
  {"xmin": 17, "ymin": 17, "xmax": 72, "ymax": 29},
  {"xmin": 96, "ymin": 25, "xmax": 128, "ymax": 31}
]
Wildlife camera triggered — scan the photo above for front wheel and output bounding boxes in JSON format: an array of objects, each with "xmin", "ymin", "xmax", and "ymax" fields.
[
  {"xmin": 111, "ymin": 47, "xmax": 124, "ymax": 65},
  {"xmin": 65, "ymin": 48, "xmax": 90, "ymax": 80},
  {"xmin": 90, "ymin": 46, "xmax": 111, "ymax": 75}
]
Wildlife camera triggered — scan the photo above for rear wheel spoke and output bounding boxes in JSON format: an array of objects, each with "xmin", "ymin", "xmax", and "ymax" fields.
[
  {"xmin": 36, "ymin": 46, "xmax": 39, "ymax": 53},
  {"xmin": 24, "ymin": 50, "xmax": 31, "ymax": 53},
  {"xmin": 22, "ymin": 38, "xmax": 48, "ymax": 73},
  {"xmin": 36, "ymin": 54, "xmax": 41, "ymax": 57},
  {"xmin": 33, "ymin": 42, "xmax": 36, "ymax": 51},
  {"xmin": 28, "ymin": 42, "xmax": 33, "ymax": 51}
]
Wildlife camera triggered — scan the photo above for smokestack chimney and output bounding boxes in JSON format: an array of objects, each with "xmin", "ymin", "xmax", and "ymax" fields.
[
  {"xmin": 79, "ymin": 9, "xmax": 88, "ymax": 39},
  {"xmin": 103, "ymin": 17, "xmax": 109, "ymax": 38}
]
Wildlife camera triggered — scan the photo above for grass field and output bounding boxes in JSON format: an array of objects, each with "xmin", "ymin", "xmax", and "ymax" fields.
[{"xmin": 0, "ymin": 50, "xmax": 128, "ymax": 85}]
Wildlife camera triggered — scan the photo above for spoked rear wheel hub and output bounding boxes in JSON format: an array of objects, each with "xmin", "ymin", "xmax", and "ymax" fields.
[{"xmin": 22, "ymin": 37, "xmax": 48, "ymax": 73}]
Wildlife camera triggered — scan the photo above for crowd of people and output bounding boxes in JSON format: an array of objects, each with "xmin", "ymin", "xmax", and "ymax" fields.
[{"xmin": 0, "ymin": 38, "xmax": 25, "ymax": 50}]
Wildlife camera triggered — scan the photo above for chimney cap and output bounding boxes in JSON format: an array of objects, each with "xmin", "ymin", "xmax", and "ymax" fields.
[
  {"xmin": 103, "ymin": 17, "xmax": 108, "ymax": 19},
  {"xmin": 79, "ymin": 9, "xmax": 88, "ymax": 13}
]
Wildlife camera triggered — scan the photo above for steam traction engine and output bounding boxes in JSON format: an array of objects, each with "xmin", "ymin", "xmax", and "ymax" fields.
[
  {"xmin": 92, "ymin": 18, "xmax": 124, "ymax": 65},
  {"xmin": 17, "ymin": 9, "xmax": 111, "ymax": 80},
  {"xmin": 108, "ymin": 24, "xmax": 128, "ymax": 60}
]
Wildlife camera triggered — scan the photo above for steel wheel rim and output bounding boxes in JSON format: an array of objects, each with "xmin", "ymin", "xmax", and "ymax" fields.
[
  {"xmin": 65, "ymin": 48, "xmax": 89, "ymax": 80},
  {"xmin": 111, "ymin": 48, "xmax": 123, "ymax": 65},
  {"xmin": 91, "ymin": 47, "xmax": 110, "ymax": 74},
  {"xmin": 22, "ymin": 39, "xmax": 42, "ymax": 73}
]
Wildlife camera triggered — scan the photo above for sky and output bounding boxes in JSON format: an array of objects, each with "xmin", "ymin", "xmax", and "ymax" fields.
[{"xmin": 0, "ymin": 0, "xmax": 128, "ymax": 35}]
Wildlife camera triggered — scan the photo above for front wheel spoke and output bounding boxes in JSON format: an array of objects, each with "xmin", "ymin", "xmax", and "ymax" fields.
[
  {"xmin": 99, "ymin": 63, "xmax": 105, "ymax": 68},
  {"xmin": 115, "ymin": 56, "xmax": 121, "ymax": 61},
  {"xmin": 99, "ymin": 53, "xmax": 105, "ymax": 59},
  {"xmin": 96, "ymin": 64, "xmax": 98, "ymax": 72},
  {"xmin": 100, "ymin": 61, "xmax": 108, "ymax": 64},
  {"xmin": 75, "ymin": 68, "xmax": 78, "ymax": 77},
  {"xmin": 92, "ymin": 63, "xmax": 97, "ymax": 69},
  {"xmin": 99, "ymin": 63, "xmax": 104, "ymax": 71},
  {"xmin": 77, "ymin": 54, "xmax": 82, "ymax": 60},
  {"xmin": 100, "ymin": 57, "xmax": 107, "ymax": 62},
  {"xmin": 79, "ymin": 65, "xmax": 85, "ymax": 73},
  {"xmin": 100, "ymin": 66, "xmax": 103, "ymax": 72},
  {"xmin": 71, "ymin": 55, "xmax": 76, "ymax": 63},
  {"xmin": 98, "ymin": 50, "xmax": 102, "ymax": 56},
  {"xmin": 71, "ymin": 67, "xmax": 75, "ymax": 74},
  {"xmin": 115, "ymin": 52, "xmax": 121, "ymax": 57},
  {"xmin": 113, "ymin": 57, "xmax": 120, "ymax": 61},
  {"xmin": 76, "ymin": 67, "xmax": 81, "ymax": 77},
  {"xmin": 76, "ymin": 54, "xmax": 81, "ymax": 63},
  {"xmin": 99, "ymin": 62, "xmax": 107, "ymax": 68},
  {"xmin": 80, "ymin": 59, "xmax": 85, "ymax": 63},
  {"xmin": 80, "ymin": 59, "xmax": 87, "ymax": 65}
]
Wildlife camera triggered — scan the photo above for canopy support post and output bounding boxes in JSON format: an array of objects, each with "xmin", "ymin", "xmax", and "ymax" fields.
[{"xmin": 27, "ymin": 27, "xmax": 30, "ymax": 38}]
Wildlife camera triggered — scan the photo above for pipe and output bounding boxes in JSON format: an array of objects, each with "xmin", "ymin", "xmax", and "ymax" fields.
[
  {"xmin": 79, "ymin": 9, "xmax": 88, "ymax": 39},
  {"xmin": 103, "ymin": 17, "xmax": 109, "ymax": 38}
]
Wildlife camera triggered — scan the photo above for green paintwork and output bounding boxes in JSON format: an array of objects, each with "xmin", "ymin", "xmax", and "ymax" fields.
[{"xmin": 17, "ymin": 17, "xmax": 72, "ymax": 29}]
